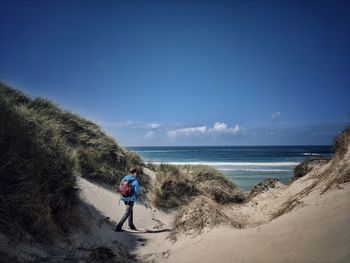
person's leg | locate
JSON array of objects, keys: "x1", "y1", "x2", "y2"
[
  {"x1": 128, "y1": 201, "x2": 135, "y2": 228},
  {"x1": 115, "y1": 201, "x2": 132, "y2": 230}
]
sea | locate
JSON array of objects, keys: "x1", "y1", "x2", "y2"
[{"x1": 127, "y1": 146, "x2": 332, "y2": 191}]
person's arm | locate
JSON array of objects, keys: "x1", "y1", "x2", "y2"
[{"x1": 133, "y1": 180, "x2": 141, "y2": 196}]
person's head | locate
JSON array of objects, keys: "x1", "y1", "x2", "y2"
[{"x1": 130, "y1": 167, "x2": 137, "y2": 177}]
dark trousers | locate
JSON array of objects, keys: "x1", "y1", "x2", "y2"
[{"x1": 116, "y1": 201, "x2": 135, "y2": 229}]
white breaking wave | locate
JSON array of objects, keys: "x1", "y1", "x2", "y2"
[
  {"x1": 302, "y1": 153, "x2": 321, "y2": 156},
  {"x1": 218, "y1": 168, "x2": 291, "y2": 172},
  {"x1": 149, "y1": 161, "x2": 300, "y2": 166},
  {"x1": 136, "y1": 150, "x2": 198, "y2": 153},
  {"x1": 136, "y1": 150, "x2": 175, "y2": 153}
]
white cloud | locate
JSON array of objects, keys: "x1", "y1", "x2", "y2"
[
  {"x1": 99, "y1": 120, "x2": 138, "y2": 128},
  {"x1": 147, "y1": 123, "x2": 161, "y2": 129},
  {"x1": 97, "y1": 120, "x2": 162, "y2": 129},
  {"x1": 145, "y1": 131, "x2": 155, "y2": 139},
  {"x1": 167, "y1": 126, "x2": 207, "y2": 138},
  {"x1": 232, "y1": 124, "x2": 241, "y2": 133},
  {"x1": 211, "y1": 122, "x2": 227, "y2": 132},
  {"x1": 167, "y1": 122, "x2": 241, "y2": 138},
  {"x1": 209, "y1": 122, "x2": 241, "y2": 134}
]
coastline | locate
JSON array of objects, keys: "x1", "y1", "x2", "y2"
[{"x1": 129, "y1": 145, "x2": 332, "y2": 191}]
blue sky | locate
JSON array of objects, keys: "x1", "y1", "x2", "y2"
[{"x1": 1, "y1": 0, "x2": 349, "y2": 146}]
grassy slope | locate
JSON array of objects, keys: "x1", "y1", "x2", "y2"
[
  {"x1": 0, "y1": 87, "x2": 79, "y2": 241},
  {"x1": 0, "y1": 82, "x2": 143, "y2": 243},
  {"x1": 1, "y1": 82, "x2": 143, "y2": 182}
]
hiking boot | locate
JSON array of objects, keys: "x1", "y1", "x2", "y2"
[{"x1": 114, "y1": 227, "x2": 123, "y2": 232}]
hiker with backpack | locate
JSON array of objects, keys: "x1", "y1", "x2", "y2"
[{"x1": 115, "y1": 168, "x2": 141, "y2": 232}]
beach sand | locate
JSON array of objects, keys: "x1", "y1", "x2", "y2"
[{"x1": 74, "y1": 164, "x2": 350, "y2": 263}]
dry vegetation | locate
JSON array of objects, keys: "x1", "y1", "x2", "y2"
[
  {"x1": 320, "y1": 126, "x2": 350, "y2": 191},
  {"x1": 292, "y1": 158, "x2": 329, "y2": 182},
  {"x1": 151, "y1": 164, "x2": 245, "y2": 209},
  {"x1": 0, "y1": 86, "x2": 79, "y2": 241},
  {"x1": 295, "y1": 125, "x2": 350, "y2": 192},
  {"x1": 171, "y1": 195, "x2": 242, "y2": 239},
  {"x1": 248, "y1": 178, "x2": 280, "y2": 199},
  {"x1": 148, "y1": 164, "x2": 245, "y2": 237},
  {"x1": 0, "y1": 82, "x2": 144, "y2": 260}
]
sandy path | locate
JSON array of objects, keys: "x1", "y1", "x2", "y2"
[
  {"x1": 75, "y1": 177, "x2": 173, "y2": 261},
  {"x1": 165, "y1": 183, "x2": 350, "y2": 263}
]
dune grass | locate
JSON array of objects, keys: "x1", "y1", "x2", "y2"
[
  {"x1": 1, "y1": 82, "x2": 143, "y2": 183},
  {"x1": 0, "y1": 90, "x2": 79, "y2": 241},
  {"x1": 321, "y1": 126, "x2": 350, "y2": 191},
  {"x1": 171, "y1": 195, "x2": 242, "y2": 239},
  {"x1": 148, "y1": 164, "x2": 245, "y2": 237},
  {"x1": 27, "y1": 96, "x2": 144, "y2": 183},
  {"x1": 291, "y1": 125, "x2": 350, "y2": 190},
  {"x1": 333, "y1": 126, "x2": 350, "y2": 157},
  {"x1": 0, "y1": 82, "x2": 144, "y2": 242},
  {"x1": 151, "y1": 163, "x2": 246, "y2": 209}
]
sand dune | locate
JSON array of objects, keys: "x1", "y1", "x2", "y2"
[
  {"x1": 166, "y1": 184, "x2": 350, "y2": 263},
  {"x1": 75, "y1": 167, "x2": 350, "y2": 263}
]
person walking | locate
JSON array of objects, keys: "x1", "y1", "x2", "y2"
[{"x1": 115, "y1": 168, "x2": 141, "y2": 232}]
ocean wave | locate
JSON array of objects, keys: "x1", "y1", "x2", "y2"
[
  {"x1": 218, "y1": 168, "x2": 291, "y2": 172},
  {"x1": 149, "y1": 161, "x2": 300, "y2": 166},
  {"x1": 136, "y1": 150, "x2": 198, "y2": 153},
  {"x1": 302, "y1": 153, "x2": 321, "y2": 156},
  {"x1": 136, "y1": 150, "x2": 175, "y2": 153}
]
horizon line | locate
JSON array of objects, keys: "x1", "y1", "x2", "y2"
[{"x1": 126, "y1": 144, "x2": 332, "y2": 148}]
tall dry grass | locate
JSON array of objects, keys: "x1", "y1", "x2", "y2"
[
  {"x1": 151, "y1": 164, "x2": 245, "y2": 209},
  {"x1": 0, "y1": 82, "x2": 144, "y2": 242},
  {"x1": 0, "y1": 91, "x2": 78, "y2": 241}
]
